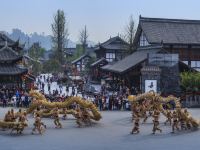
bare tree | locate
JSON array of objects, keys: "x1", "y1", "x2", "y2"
[
  {"x1": 79, "y1": 25, "x2": 89, "y2": 53},
  {"x1": 124, "y1": 15, "x2": 135, "y2": 54},
  {"x1": 51, "y1": 9, "x2": 69, "y2": 64}
]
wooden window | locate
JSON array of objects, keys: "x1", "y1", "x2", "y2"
[
  {"x1": 191, "y1": 61, "x2": 200, "y2": 71},
  {"x1": 77, "y1": 64, "x2": 80, "y2": 71},
  {"x1": 82, "y1": 64, "x2": 85, "y2": 70},
  {"x1": 106, "y1": 53, "x2": 115, "y2": 62},
  {"x1": 139, "y1": 32, "x2": 149, "y2": 47}
]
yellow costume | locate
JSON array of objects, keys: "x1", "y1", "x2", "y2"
[
  {"x1": 152, "y1": 110, "x2": 162, "y2": 134},
  {"x1": 172, "y1": 111, "x2": 179, "y2": 133},
  {"x1": 53, "y1": 108, "x2": 62, "y2": 128}
]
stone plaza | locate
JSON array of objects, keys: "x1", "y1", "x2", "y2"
[{"x1": 0, "y1": 108, "x2": 200, "y2": 150}]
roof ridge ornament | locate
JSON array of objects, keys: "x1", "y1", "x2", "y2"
[
  {"x1": 0, "y1": 40, "x2": 19, "y2": 56},
  {"x1": 5, "y1": 40, "x2": 8, "y2": 48},
  {"x1": 0, "y1": 41, "x2": 8, "y2": 51}
]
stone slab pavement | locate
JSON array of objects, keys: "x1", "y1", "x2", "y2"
[{"x1": 0, "y1": 108, "x2": 200, "y2": 150}]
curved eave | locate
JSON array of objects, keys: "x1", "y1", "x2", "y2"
[
  {"x1": 0, "y1": 65, "x2": 28, "y2": 76},
  {"x1": 0, "y1": 56, "x2": 23, "y2": 63},
  {"x1": 0, "y1": 70, "x2": 28, "y2": 76}
]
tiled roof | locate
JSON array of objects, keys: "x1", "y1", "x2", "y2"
[
  {"x1": 0, "y1": 33, "x2": 24, "y2": 49},
  {"x1": 95, "y1": 36, "x2": 129, "y2": 50},
  {"x1": 101, "y1": 46, "x2": 161, "y2": 73},
  {"x1": 71, "y1": 54, "x2": 91, "y2": 64},
  {"x1": 0, "y1": 43, "x2": 22, "y2": 62},
  {"x1": 0, "y1": 64, "x2": 28, "y2": 75},
  {"x1": 91, "y1": 58, "x2": 107, "y2": 67},
  {"x1": 136, "y1": 16, "x2": 200, "y2": 45}
]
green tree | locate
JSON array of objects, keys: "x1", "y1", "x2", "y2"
[
  {"x1": 180, "y1": 72, "x2": 200, "y2": 92},
  {"x1": 43, "y1": 59, "x2": 62, "y2": 73},
  {"x1": 69, "y1": 44, "x2": 85, "y2": 62},
  {"x1": 51, "y1": 9, "x2": 69, "y2": 65},
  {"x1": 28, "y1": 43, "x2": 45, "y2": 60},
  {"x1": 84, "y1": 57, "x2": 96, "y2": 74},
  {"x1": 28, "y1": 43, "x2": 45, "y2": 75},
  {"x1": 31, "y1": 61, "x2": 42, "y2": 76}
]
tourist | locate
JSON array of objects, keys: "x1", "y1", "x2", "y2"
[
  {"x1": 48, "y1": 83, "x2": 51, "y2": 92},
  {"x1": 2, "y1": 93, "x2": 7, "y2": 107},
  {"x1": 98, "y1": 96, "x2": 103, "y2": 111},
  {"x1": 66, "y1": 85, "x2": 69, "y2": 96},
  {"x1": 42, "y1": 82, "x2": 45, "y2": 92},
  {"x1": 24, "y1": 93, "x2": 29, "y2": 108}
]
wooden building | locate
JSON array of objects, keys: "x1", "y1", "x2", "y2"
[
  {"x1": 133, "y1": 16, "x2": 200, "y2": 71},
  {"x1": 0, "y1": 33, "x2": 33, "y2": 90},
  {"x1": 71, "y1": 45, "x2": 95, "y2": 73},
  {"x1": 94, "y1": 36, "x2": 129, "y2": 62},
  {"x1": 90, "y1": 58, "x2": 108, "y2": 81},
  {"x1": 90, "y1": 36, "x2": 129, "y2": 81},
  {"x1": 101, "y1": 16, "x2": 200, "y2": 95},
  {"x1": 72, "y1": 54, "x2": 92, "y2": 72}
]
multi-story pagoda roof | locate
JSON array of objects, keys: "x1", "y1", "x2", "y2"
[
  {"x1": 0, "y1": 64, "x2": 27, "y2": 75},
  {"x1": 0, "y1": 41, "x2": 28, "y2": 76},
  {"x1": 0, "y1": 33, "x2": 25, "y2": 50},
  {"x1": 0, "y1": 42, "x2": 23, "y2": 63}
]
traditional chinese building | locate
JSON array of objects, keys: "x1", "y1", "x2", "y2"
[
  {"x1": 0, "y1": 33, "x2": 33, "y2": 90},
  {"x1": 133, "y1": 16, "x2": 200, "y2": 71},
  {"x1": 72, "y1": 53, "x2": 92, "y2": 72},
  {"x1": 94, "y1": 36, "x2": 129, "y2": 62},
  {"x1": 102, "y1": 16, "x2": 200, "y2": 96},
  {"x1": 90, "y1": 36, "x2": 129, "y2": 81}
]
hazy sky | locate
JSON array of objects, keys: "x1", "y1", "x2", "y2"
[{"x1": 1, "y1": 0, "x2": 200, "y2": 42}]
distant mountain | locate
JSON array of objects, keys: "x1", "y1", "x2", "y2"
[{"x1": 1, "y1": 28, "x2": 96, "y2": 50}]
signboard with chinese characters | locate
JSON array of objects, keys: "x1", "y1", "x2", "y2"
[{"x1": 145, "y1": 80, "x2": 157, "y2": 93}]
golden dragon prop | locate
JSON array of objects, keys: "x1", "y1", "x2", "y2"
[
  {"x1": 128, "y1": 91, "x2": 199, "y2": 128},
  {"x1": 0, "y1": 90, "x2": 101, "y2": 133}
]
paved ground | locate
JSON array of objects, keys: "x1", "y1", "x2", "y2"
[{"x1": 0, "y1": 108, "x2": 200, "y2": 150}]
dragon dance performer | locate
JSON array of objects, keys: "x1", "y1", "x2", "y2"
[
  {"x1": 179, "y1": 109, "x2": 187, "y2": 130},
  {"x1": 18, "y1": 112, "x2": 28, "y2": 126},
  {"x1": 152, "y1": 109, "x2": 162, "y2": 134},
  {"x1": 172, "y1": 111, "x2": 179, "y2": 133},
  {"x1": 62, "y1": 108, "x2": 67, "y2": 120},
  {"x1": 10, "y1": 109, "x2": 16, "y2": 122},
  {"x1": 32, "y1": 113, "x2": 45, "y2": 134},
  {"x1": 4, "y1": 110, "x2": 12, "y2": 122},
  {"x1": 141, "y1": 103, "x2": 148, "y2": 123},
  {"x1": 131, "y1": 102, "x2": 139, "y2": 121},
  {"x1": 33, "y1": 107, "x2": 47, "y2": 129},
  {"x1": 164, "y1": 110, "x2": 172, "y2": 125},
  {"x1": 131, "y1": 115, "x2": 140, "y2": 134},
  {"x1": 184, "y1": 109, "x2": 192, "y2": 129},
  {"x1": 11, "y1": 111, "x2": 28, "y2": 134},
  {"x1": 75, "y1": 108, "x2": 82, "y2": 127},
  {"x1": 53, "y1": 107, "x2": 62, "y2": 128},
  {"x1": 82, "y1": 109, "x2": 91, "y2": 126},
  {"x1": 131, "y1": 108, "x2": 140, "y2": 134}
]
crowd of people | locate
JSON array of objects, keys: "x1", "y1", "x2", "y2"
[
  {"x1": 0, "y1": 74, "x2": 132, "y2": 111},
  {"x1": 0, "y1": 85, "x2": 31, "y2": 108},
  {"x1": 36, "y1": 74, "x2": 132, "y2": 111}
]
